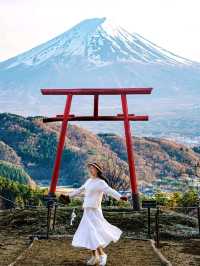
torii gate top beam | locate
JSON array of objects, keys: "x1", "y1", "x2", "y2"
[{"x1": 41, "y1": 88, "x2": 152, "y2": 95}]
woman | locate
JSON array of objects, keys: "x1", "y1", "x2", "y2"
[{"x1": 61, "y1": 162, "x2": 128, "y2": 266}]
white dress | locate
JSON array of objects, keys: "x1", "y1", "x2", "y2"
[{"x1": 68, "y1": 177, "x2": 123, "y2": 250}]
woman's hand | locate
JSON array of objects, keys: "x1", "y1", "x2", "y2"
[
  {"x1": 59, "y1": 194, "x2": 71, "y2": 204},
  {"x1": 120, "y1": 196, "x2": 128, "y2": 201}
]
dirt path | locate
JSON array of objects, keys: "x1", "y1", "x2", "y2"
[
  {"x1": 12, "y1": 238, "x2": 162, "y2": 266},
  {"x1": 0, "y1": 232, "x2": 30, "y2": 266}
]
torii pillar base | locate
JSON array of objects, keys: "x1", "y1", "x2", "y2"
[{"x1": 132, "y1": 192, "x2": 140, "y2": 210}]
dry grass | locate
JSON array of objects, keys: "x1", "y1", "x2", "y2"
[
  {"x1": 0, "y1": 231, "x2": 30, "y2": 266},
  {"x1": 160, "y1": 239, "x2": 200, "y2": 266}
]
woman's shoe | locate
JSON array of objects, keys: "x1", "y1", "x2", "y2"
[
  {"x1": 86, "y1": 255, "x2": 99, "y2": 265},
  {"x1": 99, "y1": 254, "x2": 107, "y2": 266}
]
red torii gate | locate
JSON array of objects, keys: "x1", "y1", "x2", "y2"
[{"x1": 41, "y1": 88, "x2": 153, "y2": 210}]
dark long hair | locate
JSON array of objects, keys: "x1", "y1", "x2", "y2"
[{"x1": 96, "y1": 169, "x2": 109, "y2": 185}]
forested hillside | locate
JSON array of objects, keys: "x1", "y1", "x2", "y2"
[{"x1": 0, "y1": 113, "x2": 200, "y2": 189}]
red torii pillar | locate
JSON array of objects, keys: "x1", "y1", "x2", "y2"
[{"x1": 41, "y1": 88, "x2": 153, "y2": 210}]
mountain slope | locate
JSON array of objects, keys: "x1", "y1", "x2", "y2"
[
  {"x1": 0, "y1": 160, "x2": 36, "y2": 188},
  {"x1": 0, "y1": 18, "x2": 194, "y2": 68},
  {"x1": 0, "y1": 113, "x2": 199, "y2": 190},
  {"x1": 98, "y1": 133, "x2": 200, "y2": 186},
  {"x1": 0, "y1": 141, "x2": 21, "y2": 166}
]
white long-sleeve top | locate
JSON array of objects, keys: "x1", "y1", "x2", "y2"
[{"x1": 68, "y1": 177, "x2": 122, "y2": 209}]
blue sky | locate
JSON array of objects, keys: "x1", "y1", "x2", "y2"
[{"x1": 0, "y1": 0, "x2": 200, "y2": 62}]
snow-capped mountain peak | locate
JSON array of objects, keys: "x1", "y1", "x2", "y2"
[{"x1": 1, "y1": 17, "x2": 194, "y2": 69}]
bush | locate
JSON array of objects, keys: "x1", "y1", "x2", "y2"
[{"x1": 0, "y1": 175, "x2": 45, "y2": 209}]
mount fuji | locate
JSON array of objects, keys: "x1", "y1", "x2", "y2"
[{"x1": 0, "y1": 18, "x2": 200, "y2": 143}]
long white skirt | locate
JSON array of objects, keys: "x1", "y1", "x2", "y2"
[{"x1": 71, "y1": 207, "x2": 122, "y2": 250}]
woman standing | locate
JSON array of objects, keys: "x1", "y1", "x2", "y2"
[{"x1": 61, "y1": 162, "x2": 128, "y2": 266}]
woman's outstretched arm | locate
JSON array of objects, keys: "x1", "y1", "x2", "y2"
[
  {"x1": 99, "y1": 180, "x2": 125, "y2": 201},
  {"x1": 59, "y1": 179, "x2": 89, "y2": 204},
  {"x1": 68, "y1": 183, "x2": 86, "y2": 198},
  {"x1": 67, "y1": 178, "x2": 90, "y2": 197}
]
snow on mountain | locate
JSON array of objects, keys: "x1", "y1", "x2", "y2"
[
  {"x1": 0, "y1": 17, "x2": 200, "y2": 142},
  {"x1": 1, "y1": 17, "x2": 194, "y2": 69}
]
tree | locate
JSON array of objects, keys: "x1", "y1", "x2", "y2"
[
  {"x1": 180, "y1": 189, "x2": 198, "y2": 207},
  {"x1": 100, "y1": 152, "x2": 130, "y2": 191},
  {"x1": 154, "y1": 190, "x2": 169, "y2": 206}
]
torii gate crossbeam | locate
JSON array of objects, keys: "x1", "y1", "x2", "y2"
[{"x1": 41, "y1": 88, "x2": 153, "y2": 210}]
